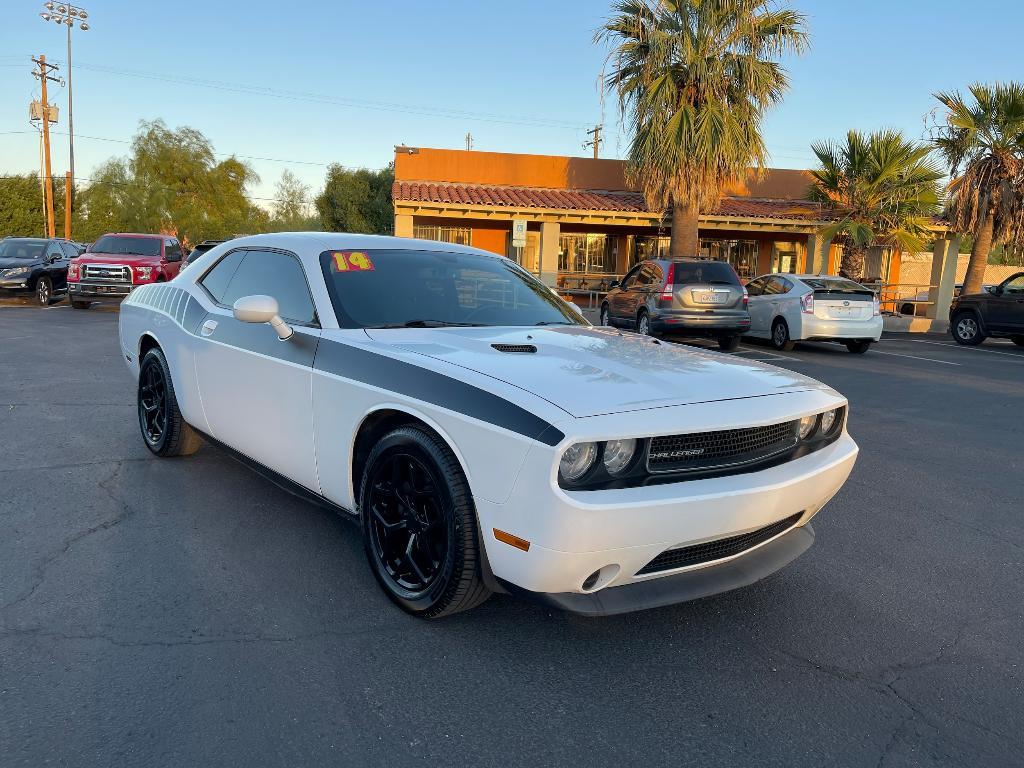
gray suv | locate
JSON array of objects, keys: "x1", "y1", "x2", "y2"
[{"x1": 600, "y1": 259, "x2": 751, "y2": 350}]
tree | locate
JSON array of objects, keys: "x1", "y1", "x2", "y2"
[
  {"x1": 271, "y1": 170, "x2": 320, "y2": 231},
  {"x1": 932, "y1": 83, "x2": 1024, "y2": 295},
  {"x1": 0, "y1": 174, "x2": 75, "y2": 239},
  {"x1": 807, "y1": 130, "x2": 943, "y2": 281},
  {"x1": 75, "y1": 120, "x2": 266, "y2": 245},
  {"x1": 315, "y1": 164, "x2": 394, "y2": 234},
  {"x1": 598, "y1": 0, "x2": 807, "y2": 256}
]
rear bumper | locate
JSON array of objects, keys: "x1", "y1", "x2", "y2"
[
  {"x1": 652, "y1": 310, "x2": 751, "y2": 335},
  {"x1": 799, "y1": 315, "x2": 883, "y2": 341},
  {"x1": 68, "y1": 281, "x2": 136, "y2": 302}
]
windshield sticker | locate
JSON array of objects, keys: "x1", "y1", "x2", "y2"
[{"x1": 332, "y1": 251, "x2": 375, "y2": 272}]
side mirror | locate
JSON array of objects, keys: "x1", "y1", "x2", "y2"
[
  {"x1": 609, "y1": 280, "x2": 620, "y2": 289},
  {"x1": 232, "y1": 295, "x2": 293, "y2": 340}
]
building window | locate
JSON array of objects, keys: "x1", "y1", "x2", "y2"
[
  {"x1": 413, "y1": 225, "x2": 471, "y2": 246},
  {"x1": 558, "y1": 234, "x2": 615, "y2": 274},
  {"x1": 772, "y1": 242, "x2": 799, "y2": 274},
  {"x1": 700, "y1": 239, "x2": 759, "y2": 280},
  {"x1": 635, "y1": 235, "x2": 671, "y2": 261}
]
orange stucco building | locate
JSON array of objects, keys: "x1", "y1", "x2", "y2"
[{"x1": 392, "y1": 146, "x2": 895, "y2": 290}]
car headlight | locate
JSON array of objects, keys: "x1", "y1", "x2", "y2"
[
  {"x1": 602, "y1": 438, "x2": 637, "y2": 476},
  {"x1": 820, "y1": 408, "x2": 841, "y2": 435},
  {"x1": 559, "y1": 442, "x2": 598, "y2": 482},
  {"x1": 134, "y1": 266, "x2": 154, "y2": 282},
  {"x1": 2, "y1": 267, "x2": 29, "y2": 278},
  {"x1": 798, "y1": 414, "x2": 817, "y2": 440}
]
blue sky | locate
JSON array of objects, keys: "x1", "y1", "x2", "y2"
[{"x1": 2, "y1": 0, "x2": 1023, "y2": 204}]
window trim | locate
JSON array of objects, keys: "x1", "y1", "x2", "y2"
[{"x1": 197, "y1": 246, "x2": 320, "y2": 328}]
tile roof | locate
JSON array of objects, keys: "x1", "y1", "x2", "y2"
[{"x1": 393, "y1": 181, "x2": 832, "y2": 221}]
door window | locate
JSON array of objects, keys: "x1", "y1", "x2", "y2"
[
  {"x1": 1003, "y1": 275, "x2": 1024, "y2": 294},
  {"x1": 60, "y1": 241, "x2": 81, "y2": 258},
  {"x1": 201, "y1": 249, "x2": 316, "y2": 325},
  {"x1": 635, "y1": 262, "x2": 660, "y2": 287},
  {"x1": 763, "y1": 276, "x2": 791, "y2": 295},
  {"x1": 165, "y1": 240, "x2": 183, "y2": 262},
  {"x1": 46, "y1": 242, "x2": 64, "y2": 260},
  {"x1": 619, "y1": 264, "x2": 642, "y2": 289},
  {"x1": 746, "y1": 278, "x2": 767, "y2": 296}
]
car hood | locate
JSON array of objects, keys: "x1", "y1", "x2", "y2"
[
  {"x1": 364, "y1": 325, "x2": 829, "y2": 418},
  {"x1": 0, "y1": 258, "x2": 40, "y2": 270},
  {"x1": 80, "y1": 253, "x2": 160, "y2": 265}
]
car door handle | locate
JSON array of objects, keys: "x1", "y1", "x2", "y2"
[{"x1": 201, "y1": 319, "x2": 218, "y2": 337}]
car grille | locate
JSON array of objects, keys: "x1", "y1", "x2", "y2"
[
  {"x1": 636, "y1": 512, "x2": 804, "y2": 575},
  {"x1": 82, "y1": 264, "x2": 131, "y2": 283},
  {"x1": 646, "y1": 420, "x2": 798, "y2": 474}
]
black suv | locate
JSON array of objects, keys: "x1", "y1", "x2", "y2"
[
  {"x1": 600, "y1": 258, "x2": 750, "y2": 350},
  {"x1": 950, "y1": 271, "x2": 1024, "y2": 346},
  {"x1": 0, "y1": 237, "x2": 82, "y2": 306}
]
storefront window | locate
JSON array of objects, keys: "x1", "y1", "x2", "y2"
[
  {"x1": 635, "y1": 235, "x2": 671, "y2": 261},
  {"x1": 772, "y1": 242, "x2": 799, "y2": 274},
  {"x1": 413, "y1": 225, "x2": 472, "y2": 246},
  {"x1": 700, "y1": 239, "x2": 758, "y2": 280},
  {"x1": 558, "y1": 234, "x2": 615, "y2": 274}
]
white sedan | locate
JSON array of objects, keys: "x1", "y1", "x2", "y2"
[
  {"x1": 118, "y1": 234, "x2": 858, "y2": 618},
  {"x1": 745, "y1": 274, "x2": 884, "y2": 353}
]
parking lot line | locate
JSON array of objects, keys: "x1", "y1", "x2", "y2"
[
  {"x1": 871, "y1": 349, "x2": 961, "y2": 365},
  {"x1": 899, "y1": 338, "x2": 1024, "y2": 359}
]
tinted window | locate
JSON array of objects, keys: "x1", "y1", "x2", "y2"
[
  {"x1": 199, "y1": 249, "x2": 247, "y2": 304},
  {"x1": 0, "y1": 239, "x2": 47, "y2": 260},
  {"x1": 165, "y1": 240, "x2": 183, "y2": 261},
  {"x1": 46, "y1": 242, "x2": 65, "y2": 259},
  {"x1": 218, "y1": 250, "x2": 316, "y2": 324},
  {"x1": 319, "y1": 249, "x2": 585, "y2": 329},
  {"x1": 92, "y1": 236, "x2": 162, "y2": 257},
  {"x1": 1002, "y1": 275, "x2": 1024, "y2": 294},
  {"x1": 672, "y1": 261, "x2": 740, "y2": 286},
  {"x1": 802, "y1": 277, "x2": 871, "y2": 294},
  {"x1": 60, "y1": 241, "x2": 82, "y2": 258}
]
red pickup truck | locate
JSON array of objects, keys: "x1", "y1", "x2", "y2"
[{"x1": 68, "y1": 233, "x2": 185, "y2": 309}]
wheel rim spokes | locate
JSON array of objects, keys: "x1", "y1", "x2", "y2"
[
  {"x1": 138, "y1": 362, "x2": 167, "y2": 443},
  {"x1": 368, "y1": 453, "x2": 446, "y2": 592}
]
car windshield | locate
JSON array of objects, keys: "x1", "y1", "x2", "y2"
[
  {"x1": 91, "y1": 235, "x2": 162, "y2": 257},
  {"x1": 320, "y1": 249, "x2": 586, "y2": 329},
  {"x1": 0, "y1": 239, "x2": 47, "y2": 260},
  {"x1": 673, "y1": 261, "x2": 740, "y2": 285}
]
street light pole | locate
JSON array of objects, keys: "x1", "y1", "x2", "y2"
[{"x1": 39, "y1": 2, "x2": 89, "y2": 238}]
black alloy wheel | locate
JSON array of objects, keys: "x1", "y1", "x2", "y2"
[
  {"x1": 361, "y1": 427, "x2": 490, "y2": 618},
  {"x1": 137, "y1": 347, "x2": 203, "y2": 457},
  {"x1": 35, "y1": 276, "x2": 52, "y2": 306}
]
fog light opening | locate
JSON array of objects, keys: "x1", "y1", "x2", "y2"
[{"x1": 581, "y1": 564, "x2": 620, "y2": 593}]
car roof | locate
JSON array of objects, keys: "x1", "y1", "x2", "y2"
[
  {"x1": 223, "y1": 232, "x2": 503, "y2": 260},
  {"x1": 101, "y1": 233, "x2": 168, "y2": 239}
]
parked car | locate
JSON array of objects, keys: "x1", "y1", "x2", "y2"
[
  {"x1": 600, "y1": 258, "x2": 750, "y2": 350},
  {"x1": 745, "y1": 274, "x2": 883, "y2": 354},
  {"x1": 0, "y1": 237, "x2": 82, "y2": 305},
  {"x1": 119, "y1": 233, "x2": 857, "y2": 618},
  {"x1": 182, "y1": 239, "x2": 226, "y2": 268},
  {"x1": 949, "y1": 272, "x2": 1024, "y2": 346},
  {"x1": 68, "y1": 233, "x2": 185, "y2": 309}
]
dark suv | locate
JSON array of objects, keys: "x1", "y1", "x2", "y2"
[
  {"x1": 0, "y1": 237, "x2": 83, "y2": 306},
  {"x1": 949, "y1": 271, "x2": 1024, "y2": 346},
  {"x1": 600, "y1": 258, "x2": 750, "y2": 350}
]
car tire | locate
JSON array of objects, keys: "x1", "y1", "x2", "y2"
[
  {"x1": 845, "y1": 340, "x2": 872, "y2": 354},
  {"x1": 771, "y1": 318, "x2": 796, "y2": 351},
  {"x1": 636, "y1": 310, "x2": 651, "y2": 336},
  {"x1": 951, "y1": 312, "x2": 985, "y2": 346},
  {"x1": 35, "y1": 276, "x2": 52, "y2": 306},
  {"x1": 137, "y1": 347, "x2": 203, "y2": 457},
  {"x1": 718, "y1": 334, "x2": 741, "y2": 352},
  {"x1": 1011, "y1": 335, "x2": 1024, "y2": 347},
  {"x1": 71, "y1": 299, "x2": 91, "y2": 309},
  {"x1": 360, "y1": 426, "x2": 491, "y2": 619},
  {"x1": 599, "y1": 303, "x2": 611, "y2": 326}
]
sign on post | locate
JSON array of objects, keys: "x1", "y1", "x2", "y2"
[{"x1": 511, "y1": 219, "x2": 528, "y2": 248}]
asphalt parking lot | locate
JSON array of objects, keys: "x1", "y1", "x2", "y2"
[{"x1": 2, "y1": 300, "x2": 1022, "y2": 768}]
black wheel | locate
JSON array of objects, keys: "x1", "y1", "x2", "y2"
[
  {"x1": 137, "y1": 347, "x2": 203, "y2": 457},
  {"x1": 71, "y1": 299, "x2": 91, "y2": 309},
  {"x1": 951, "y1": 312, "x2": 985, "y2": 346},
  {"x1": 845, "y1": 340, "x2": 872, "y2": 354},
  {"x1": 599, "y1": 303, "x2": 611, "y2": 326},
  {"x1": 717, "y1": 334, "x2": 741, "y2": 352},
  {"x1": 636, "y1": 310, "x2": 651, "y2": 336},
  {"x1": 360, "y1": 426, "x2": 490, "y2": 618},
  {"x1": 1011, "y1": 335, "x2": 1024, "y2": 347},
  {"x1": 35, "y1": 276, "x2": 52, "y2": 306},
  {"x1": 771, "y1": 318, "x2": 795, "y2": 351}
]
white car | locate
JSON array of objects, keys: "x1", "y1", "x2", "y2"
[
  {"x1": 118, "y1": 234, "x2": 858, "y2": 618},
  {"x1": 745, "y1": 274, "x2": 883, "y2": 353}
]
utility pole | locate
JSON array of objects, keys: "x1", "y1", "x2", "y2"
[
  {"x1": 465, "y1": 132, "x2": 473, "y2": 151},
  {"x1": 32, "y1": 55, "x2": 60, "y2": 238},
  {"x1": 584, "y1": 124, "x2": 603, "y2": 159}
]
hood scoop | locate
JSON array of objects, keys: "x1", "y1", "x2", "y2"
[{"x1": 491, "y1": 343, "x2": 537, "y2": 354}]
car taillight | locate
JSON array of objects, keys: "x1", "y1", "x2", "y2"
[
  {"x1": 742, "y1": 287, "x2": 749, "y2": 309},
  {"x1": 873, "y1": 297, "x2": 881, "y2": 316},
  {"x1": 659, "y1": 263, "x2": 676, "y2": 305},
  {"x1": 800, "y1": 292, "x2": 814, "y2": 314}
]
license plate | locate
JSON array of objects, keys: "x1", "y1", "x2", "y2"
[
  {"x1": 833, "y1": 307, "x2": 856, "y2": 317},
  {"x1": 694, "y1": 291, "x2": 727, "y2": 304}
]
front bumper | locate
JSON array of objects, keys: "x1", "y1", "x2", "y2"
[
  {"x1": 799, "y1": 315, "x2": 883, "y2": 342},
  {"x1": 68, "y1": 281, "x2": 136, "y2": 302},
  {"x1": 0, "y1": 281, "x2": 30, "y2": 291},
  {"x1": 477, "y1": 433, "x2": 857, "y2": 611}
]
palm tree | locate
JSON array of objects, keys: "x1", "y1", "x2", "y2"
[
  {"x1": 598, "y1": 0, "x2": 807, "y2": 257},
  {"x1": 807, "y1": 130, "x2": 944, "y2": 281},
  {"x1": 932, "y1": 83, "x2": 1024, "y2": 295}
]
